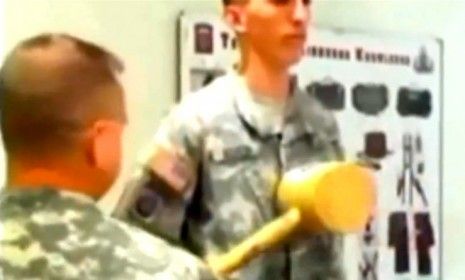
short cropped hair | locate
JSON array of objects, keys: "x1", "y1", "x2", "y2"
[
  {"x1": 223, "y1": 0, "x2": 246, "y2": 6},
  {"x1": 0, "y1": 33, "x2": 124, "y2": 156}
]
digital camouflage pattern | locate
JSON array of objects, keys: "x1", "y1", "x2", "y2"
[
  {"x1": 114, "y1": 73, "x2": 346, "y2": 280},
  {"x1": 0, "y1": 187, "x2": 218, "y2": 280}
]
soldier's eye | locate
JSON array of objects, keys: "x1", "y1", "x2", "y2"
[
  {"x1": 303, "y1": 0, "x2": 312, "y2": 6},
  {"x1": 270, "y1": 0, "x2": 312, "y2": 6}
]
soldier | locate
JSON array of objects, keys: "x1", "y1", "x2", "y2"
[
  {"x1": 0, "y1": 33, "x2": 217, "y2": 280},
  {"x1": 114, "y1": 0, "x2": 345, "y2": 279}
]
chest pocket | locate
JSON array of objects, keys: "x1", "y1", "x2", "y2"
[
  {"x1": 206, "y1": 140, "x2": 263, "y2": 202},
  {"x1": 208, "y1": 144, "x2": 256, "y2": 164},
  {"x1": 205, "y1": 139, "x2": 275, "y2": 245}
]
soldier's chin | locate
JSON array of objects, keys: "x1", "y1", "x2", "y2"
[{"x1": 280, "y1": 51, "x2": 304, "y2": 67}]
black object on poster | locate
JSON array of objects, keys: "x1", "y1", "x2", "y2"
[
  {"x1": 388, "y1": 212, "x2": 409, "y2": 274},
  {"x1": 356, "y1": 131, "x2": 392, "y2": 170},
  {"x1": 414, "y1": 46, "x2": 434, "y2": 74},
  {"x1": 397, "y1": 88, "x2": 432, "y2": 118},
  {"x1": 358, "y1": 131, "x2": 393, "y2": 160},
  {"x1": 397, "y1": 133, "x2": 428, "y2": 206},
  {"x1": 388, "y1": 211, "x2": 435, "y2": 276},
  {"x1": 352, "y1": 84, "x2": 389, "y2": 116},
  {"x1": 194, "y1": 23, "x2": 214, "y2": 54},
  {"x1": 306, "y1": 81, "x2": 345, "y2": 111},
  {"x1": 415, "y1": 212, "x2": 434, "y2": 275},
  {"x1": 415, "y1": 134, "x2": 425, "y2": 174}
]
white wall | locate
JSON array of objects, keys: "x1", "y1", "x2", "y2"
[{"x1": 3, "y1": 0, "x2": 464, "y2": 278}]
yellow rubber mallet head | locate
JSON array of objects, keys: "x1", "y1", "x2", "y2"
[
  {"x1": 277, "y1": 161, "x2": 377, "y2": 233},
  {"x1": 207, "y1": 161, "x2": 376, "y2": 277}
]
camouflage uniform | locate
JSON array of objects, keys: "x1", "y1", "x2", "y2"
[
  {"x1": 0, "y1": 187, "x2": 217, "y2": 280},
  {"x1": 114, "y1": 73, "x2": 345, "y2": 280}
]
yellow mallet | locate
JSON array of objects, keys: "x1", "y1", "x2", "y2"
[{"x1": 206, "y1": 161, "x2": 376, "y2": 277}]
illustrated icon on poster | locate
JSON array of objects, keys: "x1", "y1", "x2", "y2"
[
  {"x1": 359, "y1": 250, "x2": 378, "y2": 280},
  {"x1": 414, "y1": 46, "x2": 434, "y2": 74},
  {"x1": 388, "y1": 132, "x2": 435, "y2": 277},
  {"x1": 359, "y1": 216, "x2": 379, "y2": 280},
  {"x1": 194, "y1": 22, "x2": 214, "y2": 54},
  {"x1": 357, "y1": 131, "x2": 393, "y2": 170},
  {"x1": 387, "y1": 210, "x2": 435, "y2": 276},
  {"x1": 414, "y1": 212, "x2": 435, "y2": 275},
  {"x1": 352, "y1": 84, "x2": 389, "y2": 116},
  {"x1": 306, "y1": 78, "x2": 345, "y2": 111},
  {"x1": 397, "y1": 133, "x2": 428, "y2": 206},
  {"x1": 397, "y1": 87, "x2": 432, "y2": 118},
  {"x1": 388, "y1": 211, "x2": 410, "y2": 274}
]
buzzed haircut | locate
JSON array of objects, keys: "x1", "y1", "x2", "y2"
[
  {"x1": 223, "y1": 0, "x2": 246, "y2": 6},
  {"x1": 0, "y1": 33, "x2": 125, "y2": 156}
]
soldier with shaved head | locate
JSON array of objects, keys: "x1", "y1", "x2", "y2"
[{"x1": 0, "y1": 33, "x2": 217, "y2": 280}]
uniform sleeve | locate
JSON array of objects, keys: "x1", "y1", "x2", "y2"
[{"x1": 113, "y1": 99, "x2": 204, "y2": 243}]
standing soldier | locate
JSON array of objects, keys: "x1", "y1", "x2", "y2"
[{"x1": 115, "y1": 1, "x2": 345, "y2": 279}]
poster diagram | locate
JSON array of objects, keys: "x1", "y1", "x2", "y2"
[{"x1": 177, "y1": 13, "x2": 442, "y2": 280}]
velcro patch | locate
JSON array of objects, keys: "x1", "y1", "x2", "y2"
[{"x1": 149, "y1": 147, "x2": 193, "y2": 195}]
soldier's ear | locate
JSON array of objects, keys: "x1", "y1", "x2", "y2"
[
  {"x1": 224, "y1": 3, "x2": 247, "y2": 34},
  {"x1": 85, "y1": 119, "x2": 124, "y2": 175}
]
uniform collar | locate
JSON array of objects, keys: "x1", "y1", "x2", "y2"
[{"x1": 230, "y1": 72, "x2": 320, "y2": 139}]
